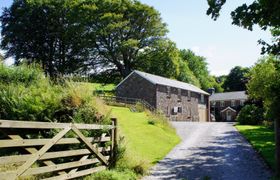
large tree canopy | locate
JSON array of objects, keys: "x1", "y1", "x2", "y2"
[
  {"x1": 1, "y1": 0, "x2": 168, "y2": 78},
  {"x1": 247, "y1": 56, "x2": 280, "y2": 174},
  {"x1": 207, "y1": 0, "x2": 280, "y2": 55},
  {"x1": 136, "y1": 39, "x2": 180, "y2": 78},
  {"x1": 1, "y1": 0, "x2": 93, "y2": 77},
  {"x1": 84, "y1": 0, "x2": 168, "y2": 78},
  {"x1": 179, "y1": 49, "x2": 223, "y2": 92},
  {"x1": 222, "y1": 66, "x2": 250, "y2": 92}
]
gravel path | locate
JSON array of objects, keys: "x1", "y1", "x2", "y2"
[{"x1": 143, "y1": 122, "x2": 272, "y2": 180}]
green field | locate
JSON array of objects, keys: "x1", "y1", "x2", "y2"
[
  {"x1": 235, "y1": 125, "x2": 275, "y2": 170},
  {"x1": 110, "y1": 106, "x2": 180, "y2": 167},
  {"x1": 76, "y1": 82, "x2": 115, "y2": 92}
]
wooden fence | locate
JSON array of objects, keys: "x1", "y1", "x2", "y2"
[
  {"x1": 0, "y1": 118, "x2": 117, "y2": 180},
  {"x1": 99, "y1": 95, "x2": 156, "y2": 112}
]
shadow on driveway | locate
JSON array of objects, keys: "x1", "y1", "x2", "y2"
[{"x1": 144, "y1": 123, "x2": 272, "y2": 180}]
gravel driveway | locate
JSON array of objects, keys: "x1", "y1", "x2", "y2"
[{"x1": 143, "y1": 122, "x2": 272, "y2": 180}]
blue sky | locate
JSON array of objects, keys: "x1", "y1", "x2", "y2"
[
  {"x1": 139, "y1": 0, "x2": 271, "y2": 75},
  {"x1": 0, "y1": 0, "x2": 271, "y2": 75}
]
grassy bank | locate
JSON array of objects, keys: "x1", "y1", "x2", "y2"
[
  {"x1": 87, "y1": 106, "x2": 180, "y2": 179},
  {"x1": 235, "y1": 125, "x2": 275, "y2": 170},
  {"x1": 111, "y1": 106, "x2": 180, "y2": 167}
]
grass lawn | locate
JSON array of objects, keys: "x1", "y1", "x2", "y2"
[
  {"x1": 76, "y1": 82, "x2": 115, "y2": 92},
  {"x1": 110, "y1": 106, "x2": 180, "y2": 167},
  {"x1": 235, "y1": 125, "x2": 275, "y2": 170}
]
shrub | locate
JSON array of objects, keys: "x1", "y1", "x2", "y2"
[
  {"x1": 237, "y1": 104, "x2": 264, "y2": 125},
  {"x1": 0, "y1": 64, "x2": 44, "y2": 85},
  {"x1": 147, "y1": 120, "x2": 155, "y2": 125},
  {"x1": 0, "y1": 64, "x2": 110, "y2": 124},
  {"x1": 132, "y1": 161, "x2": 149, "y2": 175}
]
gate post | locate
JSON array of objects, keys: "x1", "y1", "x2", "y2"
[{"x1": 111, "y1": 118, "x2": 118, "y2": 159}]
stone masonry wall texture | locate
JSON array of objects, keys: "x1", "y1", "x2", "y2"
[
  {"x1": 116, "y1": 73, "x2": 156, "y2": 107},
  {"x1": 116, "y1": 72, "x2": 209, "y2": 121}
]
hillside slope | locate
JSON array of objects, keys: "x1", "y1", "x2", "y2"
[{"x1": 110, "y1": 106, "x2": 180, "y2": 167}]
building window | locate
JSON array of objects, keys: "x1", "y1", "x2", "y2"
[
  {"x1": 220, "y1": 101, "x2": 225, "y2": 107},
  {"x1": 173, "y1": 107, "x2": 178, "y2": 114},
  {"x1": 178, "y1": 89, "x2": 182, "y2": 101},
  {"x1": 178, "y1": 107, "x2": 182, "y2": 113},
  {"x1": 240, "y1": 100, "x2": 245, "y2": 106},
  {"x1": 211, "y1": 101, "x2": 216, "y2": 107},
  {"x1": 167, "y1": 86, "x2": 171, "y2": 98},
  {"x1": 201, "y1": 94, "x2": 205, "y2": 103},
  {"x1": 231, "y1": 100, "x2": 235, "y2": 107}
]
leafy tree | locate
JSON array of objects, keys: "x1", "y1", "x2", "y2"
[
  {"x1": 1, "y1": 0, "x2": 167, "y2": 78},
  {"x1": 247, "y1": 56, "x2": 280, "y2": 174},
  {"x1": 84, "y1": 0, "x2": 168, "y2": 78},
  {"x1": 179, "y1": 49, "x2": 223, "y2": 91},
  {"x1": 208, "y1": 76, "x2": 223, "y2": 93},
  {"x1": 207, "y1": 0, "x2": 280, "y2": 55},
  {"x1": 1, "y1": 0, "x2": 92, "y2": 77},
  {"x1": 259, "y1": 27, "x2": 280, "y2": 55},
  {"x1": 177, "y1": 58, "x2": 200, "y2": 87},
  {"x1": 137, "y1": 39, "x2": 179, "y2": 79},
  {"x1": 223, "y1": 66, "x2": 250, "y2": 92}
]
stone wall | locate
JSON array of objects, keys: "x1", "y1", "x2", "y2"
[
  {"x1": 116, "y1": 72, "x2": 210, "y2": 121},
  {"x1": 116, "y1": 73, "x2": 156, "y2": 107},
  {"x1": 156, "y1": 85, "x2": 209, "y2": 121}
]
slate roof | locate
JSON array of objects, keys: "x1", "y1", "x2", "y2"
[
  {"x1": 209, "y1": 91, "x2": 248, "y2": 101},
  {"x1": 117, "y1": 70, "x2": 209, "y2": 95}
]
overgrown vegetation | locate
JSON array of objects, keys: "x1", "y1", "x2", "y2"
[
  {"x1": 0, "y1": 64, "x2": 111, "y2": 123},
  {"x1": 236, "y1": 125, "x2": 275, "y2": 170}
]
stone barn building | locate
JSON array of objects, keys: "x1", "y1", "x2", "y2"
[
  {"x1": 209, "y1": 91, "x2": 248, "y2": 121},
  {"x1": 116, "y1": 70, "x2": 210, "y2": 122}
]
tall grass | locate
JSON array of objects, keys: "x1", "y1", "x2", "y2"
[{"x1": 0, "y1": 64, "x2": 110, "y2": 124}]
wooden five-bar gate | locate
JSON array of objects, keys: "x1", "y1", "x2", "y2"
[{"x1": 0, "y1": 118, "x2": 117, "y2": 180}]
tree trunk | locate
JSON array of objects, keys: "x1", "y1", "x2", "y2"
[
  {"x1": 123, "y1": 66, "x2": 132, "y2": 78},
  {"x1": 117, "y1": 64, "x2": 132, "y2": 78},
  {"x1": 276, "y1": 118, "x2": 280, "y2": 177}
]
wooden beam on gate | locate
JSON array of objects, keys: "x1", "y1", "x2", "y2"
[
  {"x1": 0, "y1": 120, "x2": 113, "y2": 130},
  {"x1": 0, "y1": 130, "x2": 68, "y2": 176},
  {"x1": 13, "y1": 127, "x2": 71, "y2": 179},
  {"x1": 71, "y1": 124, "x2": 109, "y2": 166},
  {"x1": 0, "y1": 136, "x2": 110, "y2": 148}
]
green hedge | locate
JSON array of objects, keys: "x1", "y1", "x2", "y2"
[{"x1": 237, "y1": 104, "x2": 264, "y2": 125}]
